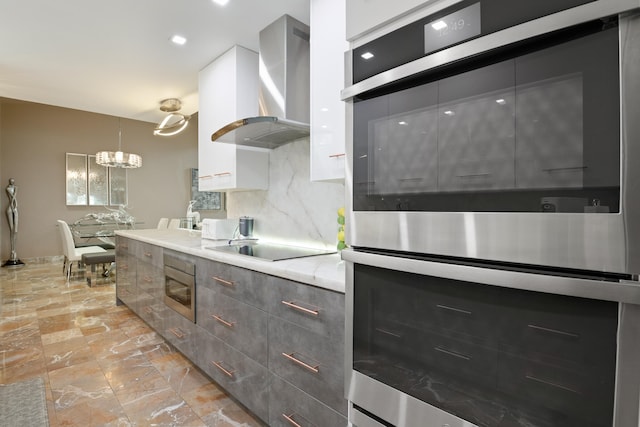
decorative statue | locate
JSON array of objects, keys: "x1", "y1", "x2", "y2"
[{"x1": 3, "y1": 178, "x2": 24, "y2": 267}]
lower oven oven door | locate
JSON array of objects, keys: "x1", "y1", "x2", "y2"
[
  {"x1": 164, "y1": 265, "x2": 195, "y2": 323},
  {"x1": 343, "y1": 249, "x2": 640, "y2": 427}
]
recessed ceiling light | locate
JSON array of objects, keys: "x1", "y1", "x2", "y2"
[
  {"x1": 212, "y1": 0, "x2": 229, "y2": 5},
  {"x1": 170, "y1": 35, "x2": 187, "y2": 46}
]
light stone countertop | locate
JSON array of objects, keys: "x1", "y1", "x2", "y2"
[{"x1": 115, "y1": 228, "x2": 346, "y2": 293}]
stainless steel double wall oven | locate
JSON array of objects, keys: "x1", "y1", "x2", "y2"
[{"x1": 341, "y1": 0, "x2": 640, "y2": 426}]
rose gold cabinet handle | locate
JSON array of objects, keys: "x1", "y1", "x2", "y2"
[
  {"x1": 143, "y1": 276, "x2": 152, "y2": 283},
  {"x1": 211, "y1": 314, "x2": 235, "y2": 328},
  {"x1": 281, "y1": 300, "x2": 319, "y2": 316},
  {"x1": 210, "y1": 360, "x2": 235, "y2": 378},
  {"x1": 281, "y1": 352, "x2": 319, "y2": 374},
  {"x1": 169, "y1": 327, "x2": 185, "y2": 339},
  {"x1": 199, "y1": 174, "x2": 213, "y2": 179},
  {"x1": 212, "y1": 276, "x2": 235, "y2": 287},
  {"x1": 329, "y1": 153, "x2": 345, "y2": 158},
  {"x1": 214, "y1": 172, "x2": 232, "y2": 177},
  {"x1": 282, "y1": 412, "x2": 305, "y2": 427},
  {"x1": 144, "y1": 252, "x2": 152, "y2": 258}
]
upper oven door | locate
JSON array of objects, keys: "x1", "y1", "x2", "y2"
[{"x1": 343, "y1": 0, "x2": 640, "y2": 275}]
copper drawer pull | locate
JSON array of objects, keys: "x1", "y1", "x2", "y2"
[
  {"x1": 143, "y1": 276, "x2": 152, "y2": 283},
  {"x1": 214, "y1": 172, "x2": 232, "y2": 176},
  {"x1": 212, "y1": 276, "x2": 235, "y2": 287},
  {"x1": 281, "y1": 352, "x2": 319, "y2": 374},
  {"x1": 210, "y1": 360, "x2": 235, "y2": 378},
  {"x1": 169, "y1": 327, "x2": 185, "y2": 339},
  {"x1": 211, "y1": 314, "x2": 235, "y2": 328},
  {"x1": 281, "y1": 300, "x2": 319, "y2": 316},
  {"x1": 144, "y1": 252, "x2": 152, "y2": 258},
  {"x1": 199, "y1": 174, "x2": 213, "y2": 179},
  {"x1": 282, "y1": 412, "x2": 306, "y2": 427},
  {"x1": 329, "y1": 153, "x2": 345, "y2": 158}
]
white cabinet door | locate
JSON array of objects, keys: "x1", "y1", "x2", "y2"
[
  {"x1": 198, "y1": 46, "x2": 269, "y2": 191},
  {"x1": 310, "y1": 0, "x2": 348, "y2": 182},
  {"x1": 346, "y1": 0, "x2": 428, "y2": 40}
]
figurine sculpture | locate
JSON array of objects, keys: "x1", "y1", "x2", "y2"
[{"x1": 3, "y1": 178, "x2": 24, "y2": 267}]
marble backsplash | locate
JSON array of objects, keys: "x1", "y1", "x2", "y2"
[{"x1": 226, "y1": 138, "x2": 345, "y2": 250}]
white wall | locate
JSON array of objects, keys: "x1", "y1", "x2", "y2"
[{"x1": 227, "y1": 137, "x2": 345, "y2": 250}]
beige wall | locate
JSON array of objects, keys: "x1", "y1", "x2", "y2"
[{"x1": 0, "y1": 99, "x2": 223, "y2": 260}]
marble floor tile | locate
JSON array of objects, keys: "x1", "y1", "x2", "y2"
[{"x1": 0, "y1": 262, "x2": 264, "y2": 426}]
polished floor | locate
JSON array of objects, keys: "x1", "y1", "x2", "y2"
[{"x1": 0, "y1": 261, "x2": 263, "y2": 426}]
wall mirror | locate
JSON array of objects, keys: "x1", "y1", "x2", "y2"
[{"x1": 66, "y1": 153, "x2": 128, "y2": 206}]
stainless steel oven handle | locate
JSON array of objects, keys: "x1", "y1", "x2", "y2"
[
  {"x1": 341, "y1": 0, "x2": 638, "y2": 100},
  {"x1": 341, "y1": 249, "x2": 640, "y2": 304}
]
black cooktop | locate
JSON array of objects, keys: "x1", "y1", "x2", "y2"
[{"x1": 206, "y1": 242, "x2": 336, "y2": 261}]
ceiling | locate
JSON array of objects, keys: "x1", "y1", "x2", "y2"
[{"x1": 0, "y1": 0, "x2": 310, "y2": 124}]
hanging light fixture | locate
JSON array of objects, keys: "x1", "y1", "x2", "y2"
[
  {"x1": 96, "y1": 118, "x2": 142, "y2": 168},
  {"x1": 154, "y1": 98, "x2": 191, "y2": 136}
]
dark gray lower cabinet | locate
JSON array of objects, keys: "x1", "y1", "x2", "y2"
[
  {"x1": 116, "y1": 241, "x2": 346, "y2": 426},
  {"x1": 196, "y1": 328, "x2": 270, "y2": 421},
  {"x1": 163, "y1": 309, "x2": 197, "y2": 363},
  {"x1": 269, "y1": 316, "x2": 346, "y2": 415},
  {"x1": 269, "y1": 374, "x2": 346, "y2": 427}
]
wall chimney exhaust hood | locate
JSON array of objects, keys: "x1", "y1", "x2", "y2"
[{"x1": 211, "y1": 15, "x2": 310, "y2": 149}]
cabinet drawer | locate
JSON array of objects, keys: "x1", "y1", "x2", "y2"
[
  {"x1": 197, "y1": 289, "x2": 268, "y2": 365},
  {"x1": 197, "y1": 259, "x2": 268, "y2": 310},
  {"x1": 268, "y1": 316, "x2": 346, "y2": 415},
  {"x1": 197, "y1": 328, "x2": 269, "y2": 422},
  {"x1": 267, "y1": 276, "x2": 345, "y2": 341},
  {"x1": 137, "y1": 261, "x2": 164, "y2": 299},
  {"x1": 137, "y1": 299, "x2": 168, "y2": 331},
  {"x1": 162, "y1": 310, "x2": 197, "y2": 363},
  {"x1": 116, "y1": 237, "x2": 136, "y2": 256},
  {"x1": 269, "y1": 374, "x2": 347, "y2": 427},
  {"x1": 136, "y1": 242, "x2": 163, "y2": 268},
  {"x1": 115, "y1": 258, "x2": 136, "y2": 306}
]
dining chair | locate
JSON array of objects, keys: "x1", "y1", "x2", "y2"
[
  {"x1": 157, "y1": 217, "x2": 169, "y2": 229},
  {"x1": 168, "y1": 218, "x2": 180, "y2": 229},
  {"x1": 57, "y1": 220, "x2": 107, "y2": 280}
]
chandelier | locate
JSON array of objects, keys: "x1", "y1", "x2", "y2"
[
  {"x1": 96, "y1": 118, "x2": 142, "y2": 168},
  {"x1": 153, "y1": 98, "x2": 190, "y2": 136}
]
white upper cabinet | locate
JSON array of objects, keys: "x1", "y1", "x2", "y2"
[
  {"x1": 346, "y1": 0, "x2": 429, "y2": 41},
  {"x1": 198, "y1": 45, "x2": 269, "y2": 191},
  {"x1": 310, "y1": 0, "x2": 348, "y2": 182}
]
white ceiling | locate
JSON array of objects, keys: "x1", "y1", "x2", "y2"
[{"x1": 0, "y1": 0, "x2": 310, "y2": 124}]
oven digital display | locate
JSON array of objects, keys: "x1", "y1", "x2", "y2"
[{"x1": 424, "y1": 3, "x2": 481, "y2": 55}]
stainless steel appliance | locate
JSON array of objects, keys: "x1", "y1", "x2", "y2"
[
  {"x1": 164, "y1": 254, "x2": 196, "y2": 322},
  {"x1": 210, "y1": 14, "x2": 310, "y2": 148},
  {"x1": 342, "y1": 0, "x2": 640, "y2": 275},
  {"x1": 341, "y1": 0, "x2": 640, "y2": 426},
  {"x1": 343, "y1": 249, "x2": 640, "y2": 427}
]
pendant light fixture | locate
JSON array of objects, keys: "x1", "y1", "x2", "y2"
[
  {"x1": 96, "y1": 118, "x2": 142, "y2": 168},
  {"x1": 153, "y1": 98, "x2": 190, "y2": 136}
]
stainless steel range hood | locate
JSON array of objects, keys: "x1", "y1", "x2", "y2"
[{"x1": 211, "y1": 15, "x2": 310, "y2": 149}]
